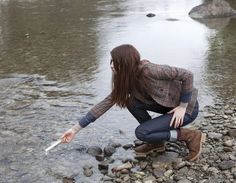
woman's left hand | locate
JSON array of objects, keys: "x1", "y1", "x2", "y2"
[{"x1": 168, "y1": 106, "x2": 186, "y2": 128}]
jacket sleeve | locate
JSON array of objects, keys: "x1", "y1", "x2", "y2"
[
  {"x1": 144, "y1": 63, "x2": 193, "y2": 103},
  {"x1": 79, "y1": 93, "x2": 114, "y2": 127}
]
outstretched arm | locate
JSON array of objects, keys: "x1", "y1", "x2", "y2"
[{"x1": 61, "y1": 93, "x2": 114, "y2": 143}]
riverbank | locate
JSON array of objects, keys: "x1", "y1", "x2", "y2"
[{"x1": 80, "y1": 99, "x2": 236, "y2": 183}]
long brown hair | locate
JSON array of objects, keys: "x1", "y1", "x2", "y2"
[{"x1": 110, "y1": 44, "x2": 141, "y2": 108}]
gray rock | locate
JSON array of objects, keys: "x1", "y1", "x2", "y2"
[
  {"x1": 189, "y1": 0, "x2": 236, "y2": 19},
  {"x1": 86, "y1": 146, "x2": 102, "y2": 156},
  {"x1": 164, "y1": 170, "x2": 173, "y2": 178},
  {"x1": 143, "y1": 175, "x2": 156, "y2": 183},
  {"x1": 146, "y1": 13, "x2": 156, "y2": 17},
  {"x1": 204, "y1": 113, "x2": 216, "y2": 118},
  {"x1": 224, "y1": 110, "x2": 234, "y2": 115},
  {"x1": 122, "y1": 144, "x2": 133, "y2": 150},
  {"x1": 232, "y1": 172, "x2": 236, "y2": 179},
  {"x1": 109, "y1": 142, "x2": 122, "y2": 148},
  {"x1": 173, "y1": 161, "x2": 186, "y2": 170},
  {"x1": 208, "y1": 132, "x2": 223, "y2": 140},
  {"x1": 83, "y1": 168, "x2": 93, "y2": 177},
  {"x1": 139, "y1": 161, "x2": 148, "y2": 170},
  {"x1": 104, "y1": 146, "x2": 116, "y2": 157},
  {"x1": 207, "y1": 167, "x2": 219, "y2": 175},
  {"x1": 82, "y1": 165, "x2": 92, "y2": 170},
  {"x1": 218, "y1": 160, "x2": 235, "y2": 170},
  {"x1": 227, "y1": 129, "x2": 236, "y2": 138},
  {"x1": 134, "y1": 139, "x2": 144, "y2": 146},
  {"x1": 223, "y1": 147, "x2": 233, "y2": 152},
  {"x1": 152, "y1": 167, "x2": 165, "y2": 178},
  {"x1": 62, "y1": 177, "x2": 75, "y2": 183},
  {"x1": 223, "y1": 140, "x2": 234, "y2": 147},
  {"x1": 95, "y1": 154, "x2": 105, "y2": 161},
  {"x1": 98, "y1": 162, "x2": 109, "y2": 171},
  {"x1": 177, "y1": 179, "x2": 192, "y2": 183}
]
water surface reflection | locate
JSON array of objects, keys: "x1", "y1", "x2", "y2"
[{"x1": 0, "y1": 0, "x2": 235, "y2": 182}]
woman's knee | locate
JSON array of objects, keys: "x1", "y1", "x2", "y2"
[{"x1": 135, "y1": 125, "x2": 148, "y2": 141}]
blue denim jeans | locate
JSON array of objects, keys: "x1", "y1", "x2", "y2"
[{"x1": 127, "y1": 98, "x2": 199, "y2": 143}]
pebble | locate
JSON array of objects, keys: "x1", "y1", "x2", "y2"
[
  {"x1": 83, "y1": 168, "x2": 93, "y2": 177},
  {"x1": 177, "y1": 179, "x2": 192, "y2": 183},
  {"x1": 146, "y1": 13, "x2": 156, "y2": 17},
  {"x1": 104, "y1": 146, "x2": 116, "y2": 157},
  {"x1": 164, "y1": 170, "x2": 173, "y2": 178},
  {"x1": 223, "y1": 140, "x2": 234, "y2": 147},
  {"x1": 207, "y1": 167, "x2": 219, "y2": 174},
  {"x1": 122, "y1": 144, "x2": 133, "y2": 150},
  {"x1": 87, "y1": 146, "x2": 103, "y2": 156},
  {"x1": 208, "y1": 132, "x2": 223, "y2": 140},
  {"x1": 218, "y1": 160, "x2": 235, "y2": 170},
  {"x1": 227, "y1": 129, "x2": 236, "y2": 137}
]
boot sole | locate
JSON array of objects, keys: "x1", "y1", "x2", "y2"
[
  {"x1": 188, "y1": 133, "x2": 206, "y2": 162},
  {"x1": 134, "y1": 146, "x2": 165, "y2": 156}
]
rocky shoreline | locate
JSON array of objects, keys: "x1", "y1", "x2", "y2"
[{"x1": 76, "y1": 99, "x2": 236, "y2": 183}]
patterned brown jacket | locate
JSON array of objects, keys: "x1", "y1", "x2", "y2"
[{"x1": 79, "y1": 60, "x2": 198, "y2": 127}]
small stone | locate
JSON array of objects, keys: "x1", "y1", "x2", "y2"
[
  {"x1": 134, "y1": 171, "x2": 146, "y2": 179},
  {"x1": 95, "y1": 154, "x2": 105, "y2": 161},
  {"x1": 232, "y1": 172, "x2": 236, "y2": 179},
  {"x1": 224, "y1": 110, "x2": 234, "y2": 115},
  {"x1": 173, "y1": 161, "x2": 186, "y2": 170},
  {"x1": 87, "y1": 146, "x2": 102, "y2": 156},
  {"x1": 177, "y1": 179, "x2": 192, "y2": 183},
  {"x1": 204, "y1": 113, "x2": 215, "y2": 118},
  {"x1": 208, "y1": 132, "x2": 223, "y2": 140},
  {"x1": 120, "y1": 169, "x2": 129, "y2": 174},
  {"x1": 223, "y1": 147, "x2": 233, "y2": 152},
  {"x1": 140, "y1": 161, "x2": 148, "y2": 170},
  {"x1": 83, "y1": 165, "x2": 92, "y2": 170},
  {"x1": 223, "y1": 140, "x2": 234, "y2": 147},
  {"x1": 122, "y1": 144, "x2": 133, "y2": 150},
  {"x1": 218, "y1": 160, "x2": 235, "y2": 170},
  {"x1": 207, "y1": 167, "x2": 219, "y2": 175},
  {"x1": 143, "y1": 175, "x2": 156, "y2": 183},
  {"x1": 227, "y1": 129, "x2": 236, "y2": 138},
  {"x1": 134, "y1": 139, "x2": 144, "y2": 146},
  {"x1": 110, "y1": 142, "x2": 122, "y2": 148},
  {"x1": 146, "y1": 13, "x2": 156, "y2": 17},
  {"x1": 223, "y1": 115, "x2": 228, "y2": 119},
  {"x1": 115, "y1": 178, "x2": 123, "y2": 183},
  {"x1": 112, "y1": 162, "x2": 132, "y2": 172},
  {"x1": 164, "y1": 170, "x2": 173, "y2": 178},
  {"x1": 153, "y1": 168, "x2": 165, "y2": 178},
  {"x1": 123, "y1": 175, "x2": 130, "y2": 182},
  {"x1": 104, "y1": 146, "x2": 116, "y2": 157},
  {"x1": 83, "y1": 168, "x2": 93, "y2": 177},
  {"x1": 63, "y1": 177, "x2": 75, "y2": 183},
  {"x1": 98, "y1": 162, "x2": 109, "y2": 171}
]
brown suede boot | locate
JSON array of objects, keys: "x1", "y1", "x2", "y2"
[
  {"x1": 134, "y1": 142, "x2": 165, "y2": 155},
  {"x1": 178, "y1": 128, "x2": 206, "y2": 161}
]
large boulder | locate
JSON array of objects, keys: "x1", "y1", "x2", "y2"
[{"x1": 189, "y1": 0, "x2": 236, "y2": 19}]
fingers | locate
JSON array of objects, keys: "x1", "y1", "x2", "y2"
[
  {"x1": 174, "y1": 117, "x2": 180, "y2": 128},
  {"x1": 170, "y1": 116, "x2": 184, "y2": 128},
  {"x1": 168, "y1": 108, "x2": 175, "y2": 114},
  {"x1": 60, "y1": 132, "x2": 72, "y2": 143}
]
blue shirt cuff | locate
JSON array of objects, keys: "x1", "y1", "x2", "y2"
[
  {"x1": 79, "y1": 112, "x2": 96, "y2": 128},
  {"x1": 180, "y1": 91, "x2": 192, "y2": 103}
]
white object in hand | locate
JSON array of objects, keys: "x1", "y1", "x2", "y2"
[{"x1": 45, "y1": 140, "x2": 61, "y2": 154}]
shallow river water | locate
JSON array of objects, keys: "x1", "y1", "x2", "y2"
[{"x1": 0, "y1": 0, "x2": 235, "y2": 182}]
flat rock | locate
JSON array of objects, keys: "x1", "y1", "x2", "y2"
[
  {"x1": 87, "y1": 146, "x2": 103, "y2": 156},
  {"x1": 208, "y1": 132, "x2": 223, "y2": 140},
  {"x1": 218, "y1": 160, "x2": 235, "y2": 170},
  {"x1": 177, "y1": 179, "x2": 192, "y2": 183}
]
